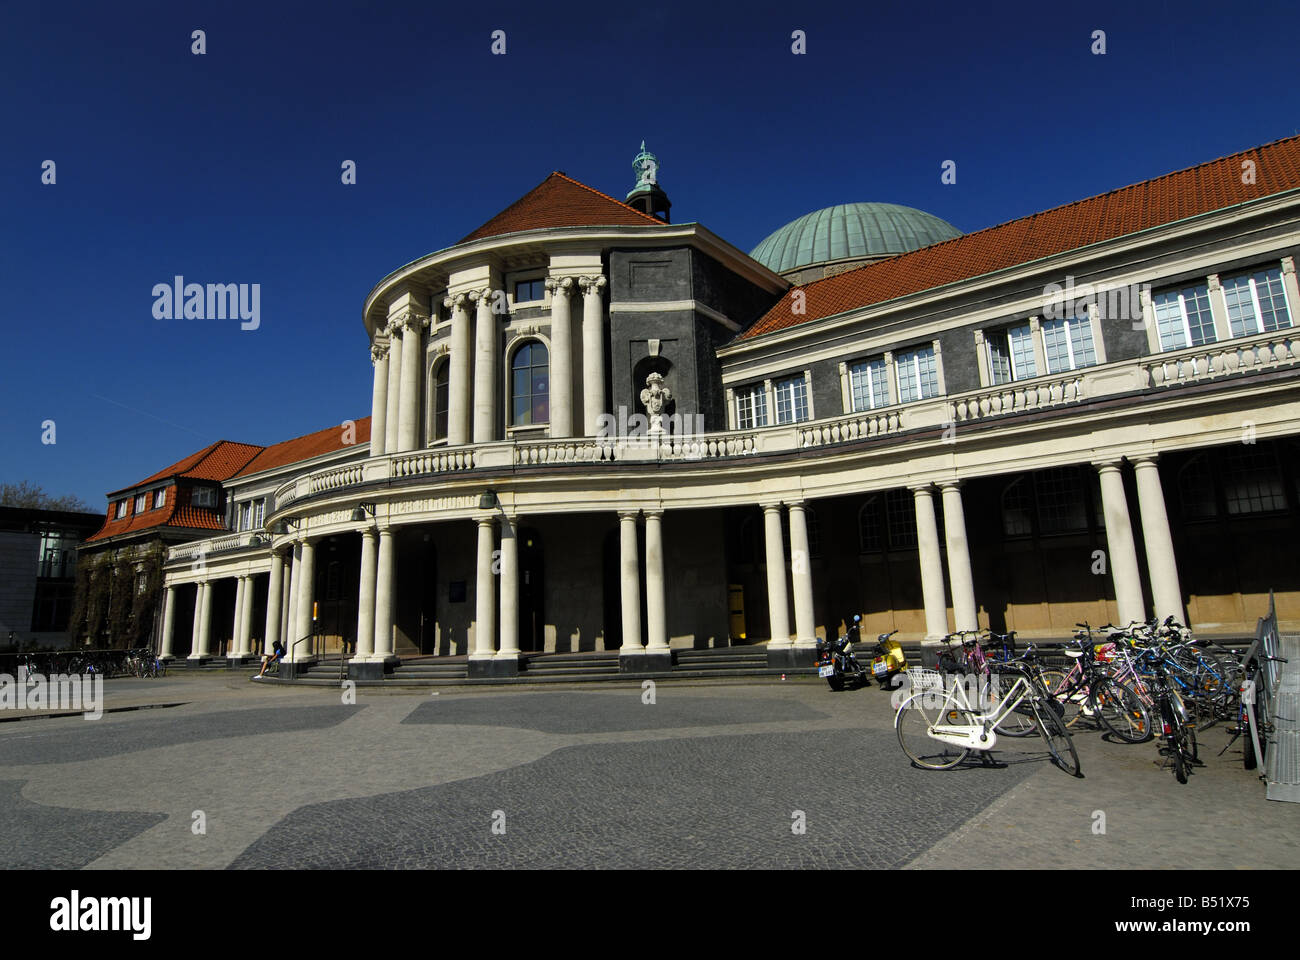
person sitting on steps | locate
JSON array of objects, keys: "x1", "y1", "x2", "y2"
[{"x1": 257, "y1": 639, "x2": 286, "y2": 678}]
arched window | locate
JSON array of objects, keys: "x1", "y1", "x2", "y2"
[
  {"x1": 430, "y1": 360, "x2": 449, "y2": 442},
  {"x1": 1001, "y1": 476, "x2": 1033, "y2": 537},
  {"x1": 511, "y1": 342, "x2": 549, "y2": 426},
  {"x1": 858, "y1": 498, "x2": 882, "y2": 552}
]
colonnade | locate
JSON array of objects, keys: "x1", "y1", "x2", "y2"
[
  {"x1": 367, "y1": 274, "x2": 609, "y2": 458},
  {"x1": 157, "y1": 454, "x2": 1186, "y2": 665}
]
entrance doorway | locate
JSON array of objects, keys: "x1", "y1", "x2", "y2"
[{"x1": 517, "y1": 526, "x2": 544, "y2": 652}]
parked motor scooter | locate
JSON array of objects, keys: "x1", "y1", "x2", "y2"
[
  {"x1": 869, "y1": 630, "x2": 907, "y2": 688},
  {"x1": 815, "y1": 615, "x2": 871, "y2": 691}
]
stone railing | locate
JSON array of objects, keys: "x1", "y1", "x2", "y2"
[
  {"x1": 260, "y1": 338, "x2": 1299, "y2": 515},
  {"x1": 950, "y1": 369, "x2": 1087, "y2": 423},
  {"x1": 168, "y1": 531, "x2": 270, "y2": 563},
  {"x1": 1142, "y1": 328, "x2": 1300, "y2": 388}
]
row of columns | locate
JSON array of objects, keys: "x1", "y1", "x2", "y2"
[
  {"x1": 617, "y1": 510, "x2": 669, "y2": 654},
  {"x1": 895, "y1": 455, "x2": 1182, "y2": 641},
  {"x1": 157, "y1": 572, "x2": 261, "y2": 660},
  {"x1": 368, "y1": 275, "x2": 609, "y2": 458}
]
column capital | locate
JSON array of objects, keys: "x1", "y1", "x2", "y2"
[
  {"x1": 578, "y1": 275, "x2": 607, "y2": 296},
  {"x1": 759, "y1": 501, "x2": 784, "y2": 513},
  {"x1": 1130, "y1": 453, "x2": 1160, "y2": 467},
  {"x1": 358, "y1": 525, "x2": 379, "y2": 540},
  {"x1": 443, "y1": 291, "x2": 471, "y2": 311},
  {"x1": 908, "y1": 482, "x2": 935, "y2": 494},
  {"x1": 617, "y1": 509, "x2": 641, "y2": 521},
  {"x1": 1094, "y1": 459, "x2": 1125, "y2": 473},
  {"x1": 475, "y1": 515, "x2": 497, "y2": 529},
  {"x1": 937, "y1": 478, "x2": 964, "y2": 491},
  {"x1": 1282, "y1": 255, "x2": 1296, "y2": 277},
  {"x1": 469, "y1": 286, "x2": 496, "y2": 305},
  {"x1": 391, "y1": 309, "x2": 430, "y2": 333},
  {"x1": 545, "y1": 275, "x2": 576, "y2": 298},
  {"x1": 642, "y1": 508, "x2": 664, "y2": 520},
  {"x1": 370, "y1": 342, "x2": 389, "y2": 364},
  {"x1": 785, "y1": 500, "x2": 808, "y2": 512}
]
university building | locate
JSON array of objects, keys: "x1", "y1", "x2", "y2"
[{"x1": 84, "y1": 137, "x2": 1300, "y2": 678}]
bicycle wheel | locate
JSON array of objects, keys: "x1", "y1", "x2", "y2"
[
  {"x1": 1170, "y1": 732, "x2": 1188, "y2": 783},
  {"x1": 1091, "y1": 677, "x2": 1152, "y2": 743},
  {"x1": 1037, "y1": 668, "x2": 1084, "y2": 727},
  {"x1": 896, "y1": 692, "x2": 974, "y2": 770},
  {"x1": 1032, "y1": 697, "x2": 1082, "y2": 777}
]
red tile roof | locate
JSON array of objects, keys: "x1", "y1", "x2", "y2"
[
  {"x1": 458, "y1": 171, "x2": 664, "y2": 244},
  {"x1": 741, "y1": 134, "x2": 1300, "y2": 341},
  {"x1": 233, "y1": 417, "x2": 371, "y2": 478},
  {"x1": 120, "y1": 440, "x2": 263, "y2": 493},
  {"x1": 86, "y1": 417, "x2": 371, "y2": 544}
]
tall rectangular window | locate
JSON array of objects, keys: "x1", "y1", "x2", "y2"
[
  {"x1": 735, "y1": 384, "x2": 768, "y2": 429},
  {"x1": 1041, "y1": 313, "x2": 1098, "y2": 373},
  {"x1": 848, "y1": 358, "x2": 890, "y2": 411},
  {"x1": 987, "y1": 323, "x2": 1037, "y2": 383},
  {"x1": 895, "y1": 347, "x2": 938, "y2": 403},
  {"x1": 1152, "y1": 283, "x2": 1216, "y2": 351},
  {"x1": 154, "y1": 488, "x2": 166, "y2": 510},
  {"x1": 1222, "y1": 267, "x2": 1292, "y2": 338},
  {"x1": 115, "y1": 500, "x2": 128, "y2": 519},
  {"x1": 773, "y1": 375, "x2": 809, "y2": 424},
  {"x1": 134, "y1": 493, "x2": 147, "y2": 514},
  {"x1": 253, "y1": 499, "x2": 264, "y2": 529}
]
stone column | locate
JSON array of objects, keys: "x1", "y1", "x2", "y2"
[
  {"x1": 497, "y1": 515, "x2": 521, "y2": 661},
  {"x1": 369, "y1": 341, "x2": 389, "y2": 457},
  {"x1": 1096, "y1": 461, "x2": 1146, "y2": 625},
  {"x1": 188, "y1": 582, "x2": 203, "y2": 659},
  {"x1": 282, "y1": 551, "x2": 296, "y2": 653},
  {"x1": 195, "y1": 581, "x2": 214, "y2": 659},
  {"x1": 545, "y1": 276, "x2": 575, "y2": 438},
  {"x1": 384, "y1": 320, "x2": 403, "y2": 453},
  {"x1": 230, "y1": 576, "x2": 245, "y2": 660},
  {"x1": 159, "y1": 586, "x2": 176, "y2": 660},
  {"x1": 912, "y1": 485, "x2": 949, "y2": 640},
  {"x1": 264, "y1": 550, "x2": 284, "y2": 656},
  {"x1": 471, "y1": 288, "x2": 498, "y2": 443},
  {"x1": 473, "y1": 517, "x2": 497, "y2": 659},
  {"x1": 355, "y1": 527, "x2": 377, "y2": 659},
  {"x1": 644, "y1": 510, "x2": 668, "y2": 654},
  {"x1": 940, "y1": 481, "x2": 979, "y2": 632},
  {"x1": 762, "y1": 503, "x2": 791, "y2": 648},
  {"x1": 238, "y1": 575, "x2": 255, "y2": 656},
  {"x1": 373, "y1": 527, "x2": 395, "y2": 659},
  {"x1": 396, "y1": 311, "x2": 427, "y2": 452},
  {"x1": 1132, "y1": 455, "x2": 1185, "y2": 622},
  {"x1": 444, "y1": 293, "x2": 473, "y2": 445},
  {"x1": 787, "y1": 502, "x2": 817, "y2": 652},
  {"x1": 291, "y1": 538, "x2": 316, "y2": 661},
  {"x1": 618, "y1": 511, "x2": 643, "y2": 652},
  {"x1": 579, "y1": 275, "x2": 607, "y2": 435}
]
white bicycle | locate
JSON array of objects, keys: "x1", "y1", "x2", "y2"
[{"x1": 895, "y1": 660, "x2": 1082, "y2": 777}]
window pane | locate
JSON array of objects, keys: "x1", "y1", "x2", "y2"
[
  {"x1": 1035, "y1": 467, "x2": 1088, "y2": 533},
  {"x1": 1002, "y1": 478, "x2": 1033, "y2": 537},
  {"x1": 886, "y1": 489, "x2": 917, "y2": 549},
  {"x1": 1223, "y1": 448, "x2": 1286, "y2": 514},
  {"x1": 987, "y1": 331, "x2": 1012, "y2": 385},
  {"x1": 1068, "y1": 314, "x2": 1097, "y2": 368},
  {"x1": 775, "y1": 376, "x2": 808, "y2": 424},
  {"x1": 1008, "y1": 324, "x2": 1037, "y2": 378},
  {"x1": 1041, "y1": 318, "x2": 1069, "y2": 373},
  {"x1": 1222, "y1": 274, "x2": 1259, "y2": 337},
  {"x1": 1183, "y1": 285, "x2": 1216, "y2": 345},
  {"x1": 1252, "y1": 269, "x2": 1291, "y2": 332}
]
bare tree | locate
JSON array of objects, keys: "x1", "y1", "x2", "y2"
[{"x1": 0, "y1": 481, "x2": 94, "y2": 513}]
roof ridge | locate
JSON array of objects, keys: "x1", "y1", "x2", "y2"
[
  {"x1": 256, "y1": 415, "x2": 373, "y2": 450},
  {"x1": 778, "y1": 133, "x2": 1300, "y2": 300},
  {"x1": 549, "y1": 170, "x2": 664, "y2": 225}
]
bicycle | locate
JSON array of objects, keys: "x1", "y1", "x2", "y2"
[
  {"x1": 896, "y1": 659, "x2": 1082, "y2": 777},
  {"x1": 1148, "y1": 661, "x2": 1200, "y2": 784}
]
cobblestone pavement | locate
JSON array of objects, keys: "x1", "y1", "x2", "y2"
[{"x1": 0, "y1": 674, "x2": 1293, "y2": 869}]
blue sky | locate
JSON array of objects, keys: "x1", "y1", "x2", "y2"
[{"x1": 2, "y1": 0, "x2": 1295, "y2": 508}]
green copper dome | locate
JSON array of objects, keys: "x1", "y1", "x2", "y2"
[{"x1": 750, "y1": 202, "x2": 961, "y2": 275}]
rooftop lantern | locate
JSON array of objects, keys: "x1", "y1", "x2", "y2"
[{"x1": 625, "y1": 141, "x2": 671, "y2": 223}]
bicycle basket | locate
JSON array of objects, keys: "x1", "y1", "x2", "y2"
[{"x1": 907, "y1": 668, "x2": 945, "y2": 694}]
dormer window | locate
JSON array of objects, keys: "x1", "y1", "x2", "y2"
[
  {"x1": 134, "y1": 493, "x2": 147, "y2": 514},
  {"x1": 192, "y1": 487, "x2": 216, "y2": 508},
  {"x1": 115, "y1": 500, "x2": 128, "y2": 519},
  {"x1": 154, "y1": 489, "x2": 166, "y2": 509}
]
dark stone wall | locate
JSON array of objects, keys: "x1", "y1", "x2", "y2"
[
  {"x1": 808, "y1": 357, "x2": 842, "y2": 417},
  {"x1": 936, "y1": 326, "x2": 979, "y2": 394}
]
